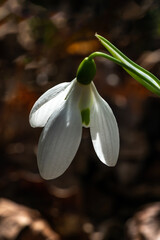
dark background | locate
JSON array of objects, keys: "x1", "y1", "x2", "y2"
[{"x1": 0, "y1": 0, "x2": 160, "y2": 239}]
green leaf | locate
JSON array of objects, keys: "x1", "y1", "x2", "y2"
[{"x1": 96, "y1": 33, "x2": 160, "y2": 96}]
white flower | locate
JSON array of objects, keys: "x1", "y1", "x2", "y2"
[{"x1": 29, "y1": 78, "x2": 119, "y2": 179}]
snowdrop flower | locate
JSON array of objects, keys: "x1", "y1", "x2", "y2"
[{"x1": 29, "y1": 57, "x2": 119, "y2": 179}]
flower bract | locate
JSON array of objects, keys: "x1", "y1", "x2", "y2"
[{"x1": 29, "y1": 78, "x2": 119, "y2": 179}]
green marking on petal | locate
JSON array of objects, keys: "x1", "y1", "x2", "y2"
[{"x1": 81, "y1": 108, "x2": 90, "y2": 126}]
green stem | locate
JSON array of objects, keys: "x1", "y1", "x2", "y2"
[
  {"x1": 88, "y1": 51, "x2": 160, "y2": 95},
  {"x1": 88, "y1": 52, "x2": 153, "y2": 85},
  {"x1": 88, "y1": 51, "x2": 130, "y2": 69}
]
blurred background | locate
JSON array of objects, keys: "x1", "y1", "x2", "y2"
[{"x1": 0, "y1": 0, "x2": 160, "y2": 239}]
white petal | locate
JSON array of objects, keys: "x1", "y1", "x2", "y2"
[
  {"x1": 37, "y1": 98, "x2": 82, "y2": 180},
  {"x1": 29, "y1": 81, "x2": 71, "y2": 127},
  {"x1": 90, "y1": 83, "x2": 119, "y2": 166}
]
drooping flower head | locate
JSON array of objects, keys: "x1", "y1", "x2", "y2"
[
  {"x1": 29, "y1": 57, "x2": 119, "y2": 179},
  {"x1": 30, "y1": 33, "x2": 160, "y2": 180}
]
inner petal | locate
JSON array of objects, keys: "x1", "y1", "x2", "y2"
[
  {"x1": 81, "y1": 108, "x2": 90, "y2": 127},
  {"x1": 77, "y1": 83, "x2": 93, "y2": 128}
]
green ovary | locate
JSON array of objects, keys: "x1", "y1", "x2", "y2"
[{"x1": 81, "y1": 108, "x2": 90, "y2": 126}]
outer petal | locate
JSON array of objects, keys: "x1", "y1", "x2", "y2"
[
  {"x1": 37, "y1": 97, "x2": 82, "y2": 180},
  {"x1": 90, "y1": 83, "x2": 119, "y2": 166},
  {"x1": 29, "y1": 81, "x2": 72, "y2": 127}
]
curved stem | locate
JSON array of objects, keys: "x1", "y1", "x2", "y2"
[
  {"x1": 88, "y1": 51, "x2": 160, "y2": 95},
  {"x1": 88, "y1": 51, "x2": 128, "y2": 68},
  {"x1": 88, "y1": 52, "x2": 152, "y2": 84}
]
